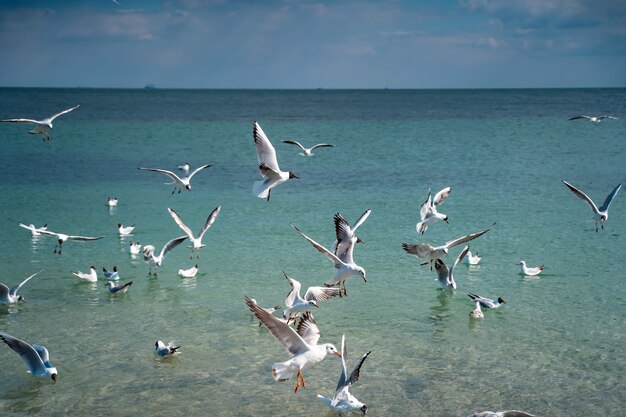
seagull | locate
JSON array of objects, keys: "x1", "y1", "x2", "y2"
[
  {"x1": 568, "y1": 115, "x2": 618, "y2": 123},
  {"x1": 139, "y1": 164, "x2": 212, "y2": 194},
  {"x1": 433, "y1": 245, "x2": 469, "y2": 290},
  {"x1": 282, "y1": 140, "x2": 335, "y2": 157},
  {"x1": 469, "y1": 301, "x2": 484, "y2": 319},
  {"x1": 0, "y1": 270, "x2": 42, "y2": 304},
  {"x1": 467, "y1": 293, "x2": 506, "y2": 309},
  {"x1": 167, "y1": 205, "x2": 221, "y2": 259},
  {"x1": 291, "y1": 223, "x2": 366, "y2": 296},
  {"x1": 402, "y1": 223, "x2": 495, "y2": 269},
  {"x1": 0, "y1": 332, "x2": 58, "y2": 382},
  {"x1": 282, "y1": 272, "x2": 342, "y2": 323},
  {"x1": 105, "y1": 281, "x2": 133, "y2": 294},
  {"x1": 143, "y1": 236, "x2": 188, "y2": 275},
  {"x1": 562, "y1": 179, "x2": 625, "y2": 232},
  {"x1": 416, "y1": 187, "x2": 451, "y2": 234},
  {"x1": 21, "y1": 226, "x2": 104, "y2": 255},
  {"x1": 102, "y1": 266, "x2": 120, "y2": 281},
  {"x1": 330, "y1": 209, "x2": 371, "y2": 257},
  {"x1": 129, "y1": 240, "x2": 142, "y2": 255},
  {"x1": 467, "y1": 411, "x2": 538, "y2": 417},
  {"x1": 253, "y1": 121, "x2": 298, "y2": 201},
  {"x1": 107, "y1": 197, "x2": 118, "y2": 207},
  {"x1": 0, "y1": 105, "x2": 79, "y2": 141},
  {"x1": 317, "y1": 334, "x2": 370, "y2": 414},
  {"x1": 245, "y1": 296, "x2": 341, "y2": 393},
  {"x1": 72, "y1": 266, "x2": 97, "y2": 283},
  {"x1": 155, "y1": 340, "x2": 180, "y2": 357},
  {"x1": 518, "y1": 261, "x2": 544, "y2": 276},
  {"x1": 17, "y1": 223, "x2": 47, "y2": 237},
  {"x1": 118, "y1": 224, "x2": 135, "y2": 236},
  {"x1": 466, "y1": 250, "x2": 481, "y2": 265},
  {"x1": 178, "y1": 264, "x2": 199, "y2": 278},
  {"x1": 248, "y1": 298, "x2": 283, "y2": 327}
]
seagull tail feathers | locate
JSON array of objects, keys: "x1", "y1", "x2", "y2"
[
  {"x1": 253, "y1": 180, "x2": 271, "y2": 199},
  {"x1": 316, "y1": 394, "x2": 332, "y2": 406},
  {"x1": 416, "y1": 221, "x2": 427, "y2": 234},
  {"x1": 272, "y1": 361, "x2": 297, "y2": 382}
]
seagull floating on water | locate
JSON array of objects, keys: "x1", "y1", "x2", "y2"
[
  {"x1": 17, "y1": 223, "x2": 48, "y2": 237},
  {"x1": 416, "y1": 187, "x2": 451, "y2": 234},
  {"x1": 178, "y1": 264, "x2": 199, "y2": 278},
  {"x1": 155, "y1": 340, "x2": 180, "y2": 357},
  {"x1": 118, "y1": 224, "x2": 135, "y2": 236},
  {"x1": 107, "y1": 197, "x2": 118, "y2": 207},
  {"x1": 317, "y1": 334, "x2": 370, "y2": 414},
  {"x1": 331, "y1": 209, "x2": 371, "y2": 257},
  {"x1": 282, "y1": 140, "x2": 335, "y2": 157},
  {"x1": 143, "y1": 236, "x2": 188, "y2": 275},
  {"x1": 245, "y1": 296, "x2": 341, "y2": 393},
  {"x1": 20, "y1": 225, "x2": 104, "y2": 254},
  {"x1": 403, "y1": 223, "x2": 495, "y2": 269},
  {"x1": 518, "y1": 261, "x2": 544, "y2": 276},
  {"x1": 139, "y1": 164, "x2": 212, "y2": 194},
  {"x1": 102, "y1": 266, "x2": 120, "y2": 281},
  {"x1": 562, "y1": 179, "x2": 625, "y2": 232},
  {"x1": 282, "y1": 272, "x2": 342, "y2": 323},
  {"x1": 466, "y1": 250, "x2": 481, "y2": 265},
  {"x1": 253, "y1": 121, "x2": 298, "y2": 201},
  {"x1": 568, "y1": 115, "x2": 618, "y2": 123},
  {"x1": 167, "y1": 205, "x2": 221, "y2": 259},
  {"x1": 129, "y1": 240, "x2": 142, "y2": 255},
  {"x1": 469, "y1": 301, "x2": 484, "y2": 319},
  {"x1": 467, "y1": 293, "x2": 506, "y2": 309},
  {"x1": 105, "y1": 281, "x2": 133, "y2": 294},
  {"x1": 433, "y1": 245, "x2": 469, "y2": 290},
  {"x1": 0, "y1": 332, "x2": 58, "y2": 382},
  {"x1": 0, "y1": 270, "x2": 42, "y2": 304},
  {"x1": 73, "y1": 266, "x2": 97, "y2": 283},
  {"x1": 0, "y1": 105, "x2": 79, "y2": 141}
]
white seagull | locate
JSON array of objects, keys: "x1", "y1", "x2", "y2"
[
  {"x1": 178, "y1": 264, "x2": 199, "y2": 278},
  {"x1": 568, "y1": 115, "x2": 618, "y2": 123},
  {"x1": 143, "y1": 236, "x2": 188, "y2": 275},
  {"x1": 466, "y1": 250, "x2": 482, "y2": 265},
  {"x1": 469, "y1": 301, "x2": 484, "y2": 319},
  {"x1": 0, "y1": 332, "x2": 58, "y2": 382},
  {"x1": 253, "y1": 121, "x2": 298, "y2": 201},
  {"x1": 21, "y1": 225, "x2": 104, "y2": 255},
  {"x1": 129, "y1": 240, "x2": 142, "y2": 255},
  {"x1": 282, "y1": 140, "x2": 335, "y2": 157},
  {"x1": 117, "y1": 224, "x2": 135, "y2": 236},
  {"x1": 107, "y1": 197, "x2": 118, "y2": 207},
  {"x1": 467, "y1": 293, "x2": 506, "y2": 309},
  {"x1": 331, "y1": 209, "x2": 371, "y2": 257},
  {"x1": 402, "y1": 223, "x2": 495, "y2": 269},
  {"x1": 0, "y1": 105, "x2": 79, "y2": 141},
  {"x1": 155, "y1": 340, "x2": 180, "y2": 357},
  {"x1": 282, "y1": 272, "x2": 342, "y2": 323},
  {"x1": 317, "y1": 334, "x2": 371, "y2": 414},
  {"x1": 0, "y1": 270, "x2": 42, "y2": 304},
  {"x1": 291, "y1": 223, "x2": 366, "y2": 296},
  {"x1": 467, "y1": 411, "x2": 538, "y2": 417},
  {"x1": 416, "y1": 187, "x2": 451, "y2": 234},
  {"x1": 105, "y1": 281, "x2": 132, "y2": 294},
  {"x1": 562, "y1": 179, "x2": 625, "y2": 232},
  {"x1": 167, "y1": 205, "x2": 221, "y2": 259},
  {"x1": 433, "y1": 245, "x2": 469, "y2": 290},
  {"x1": 18, "y1": 223, "x2": 48, "y2": 237},
  {"x1": 139, "y1": 164, "x2": 212, "y2": 194},
  {"x1": 518, "y1": 261, "x2": 544, "y2": 276},
  {"x1": 102, "y1": 266, "x2": 120, "y2": 281},
  {"x1": 245, "y1": 296, "x2": 341, "y2": 393},
  {"x1": 72, "y1": 266, "x2": 97, "y2": 283}
]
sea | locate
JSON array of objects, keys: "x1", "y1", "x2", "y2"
[{"x1": 0, "y1": 88, "x2": 624, "y2": 417}]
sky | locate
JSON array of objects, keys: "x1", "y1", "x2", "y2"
[{"x1": 0, "y1": 0, "x2": 625, "y2": 89}]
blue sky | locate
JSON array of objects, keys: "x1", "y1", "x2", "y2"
[{"x1": 1, "y1": 0, "x2": 625, "y2": 88}]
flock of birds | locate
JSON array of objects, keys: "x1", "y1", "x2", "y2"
[{"x1": 0, "y1": 104, "x2": 624, "y2": 417}]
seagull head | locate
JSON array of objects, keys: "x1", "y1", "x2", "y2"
[
  {"x1": 105, "y1": 282, "x2": 113, "y2": 288},
  {"x1": 359, "y1": 268, "x2": 367, "y2": 283},
  {"x1": 497, "y1": 297, "x2": 506, "y2": 304},
  {"x1": 51, "y1": 372, "x2": 58, "y2": 383},
  {"x1": 309, "y1": 300, "x2": 319, "y2": 308},
  {"x1": 325, "y1": 343, "x2": 341, "y2": 357},
  {"x1": 600, "y1": 214, "x2": 607, "y2": 221},
  {"x1": 185, "y1": 184, "x2": 191, "y2": 190},
  {"x1": 361, "y1": 405, "x2": 368, "y2": 414},
  {"x1": 443, "y1": 215, "x2": 449, "y2": 223},
  {"x1": 289, "y1": 171, "x2": 299, "y2": 179},
  {"x1": 17, "y1": 295, "x2": 26, "y2": 303}
]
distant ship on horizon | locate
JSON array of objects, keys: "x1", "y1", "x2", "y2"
[{"x1": 144, "y1": 84, "x2": 157, "y2": 90}]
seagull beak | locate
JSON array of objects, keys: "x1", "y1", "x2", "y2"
[
  {"x1": 357, "y1": 237, "x2": 365, "y2": 244},
  {"x1": 334, "y1": 351, "x2": 342, "y2": 357}
]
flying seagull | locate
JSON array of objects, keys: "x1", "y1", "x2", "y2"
[
  {"x1": 433, "y1": 245, "x2": 469, "y2": 290},
  {"x1": 568, "y1": 115, "x2": 618, "y2": 123},
  {"x1": 167, "y1": 205, "x2": 221, "y2": 259},
  {"x1": 0, "y1": 270, "x2": 42, "y2": 304},
  {"x1": 282, "y1": 272, "x2": 342, "y2": 323},
  {"x1": 416, "y1": 187, "x2": 451, "y2": 234},
  {"x1": 562, "y1": 179, "x2": 625, "y2": 232},
  {"x1": 139, "y1": 164, "x2": 212, "y2": 194},
  {"x1": 0, "y1": 105, "x2": 79, "y2": 141},
  {"x1": 331, "y1": 209, "x2": 371, "y2": 258},
  {"x1": 143, "y1": 236, "x2": 188, "y2": 275},
  {"x1": 282, "y1": 140, "x2": 335, "y2": 157},
  {"x1": 253, "y1": 121, "x2": 298, "y2": 201},
  {"x1": 22, "y1": 226, "x2": 104, "y2": 255},
  {"x1": 0, "y1": 332, "x2": 58, "y2": 382}
]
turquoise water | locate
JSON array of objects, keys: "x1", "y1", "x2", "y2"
[{"x1": 0, "y1": 88, "x2": 624, "y2": 416}]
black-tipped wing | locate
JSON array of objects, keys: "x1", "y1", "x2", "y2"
[
  {"x1": 186, "y1": 164, "x2": 212, "y2": 180},
  {"x1": 352, "y1": 208, "x2": 371, "y2": 231},
  {"x1": 444, "y1": 223, "x2": 495, "y2": 249},
  {"x1": 198, "y1": 205, "x2": 221, "y2": 238},
  {"x1": 433, "y1": 186, "x2": 451, "y2": 206},
  {"x1": 0, "y1": 332, "x2": 47, "y2": 375},
  {"x1": 291, "y1": 224, "x2": 343, "y2": 266},
  {"x1": 282, "y1": 140, "x2": 306, "y2": 151},
  {"x1": 11, "y1": 270, "x2": 42, "y2": 296},
  {"x1": 562, "y1": 180, "x2": 599, "y2": 213},
  {"x1": 296, "y1": 311, "x2": 320, "y2": 346},
  {"x1": 67, "y1": 235, "x2": 105, "y2": 241},
  {"x1": 284, "y1": 272, "x2": 302, "y2": 308},
  {"x1": 452, "y1": 245, "x2": 470, "y2": 271},
  {"x1": 48, "y1": 105, "x2": 80, "y2": 122},
  {"x1": 402, "y1": 242, "x2": 435, "y2": 258},
  {"x1": 167, "y1": 208, "x2": 194, "y2": 239},
  {"x1": 158, "y1": 236, "x2": 188, "y2": 258},
  {"x1": 310, "y1": 143, "x2": 334, "y2": 150},
  {"x1": 139, "y1": 167, "x2": 182, "y2": 183},
  {"x1": 1, "y1": 118, "x2": 40, "y2": 124},
  {"x1": 254, "y1": 122, "x2": 281, "y2": 173},
  {"x1": 599, "y1": 181, "x2": 624, "y2": 212}
]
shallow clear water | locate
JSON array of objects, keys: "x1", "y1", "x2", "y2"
[{"x1": 0, "y1": 88, "x2": 625, "y2": 416}]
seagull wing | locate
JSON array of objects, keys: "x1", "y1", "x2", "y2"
[
  {"x1": 67, "y1": 235, "x2": 105, "y2": 241},
  {"x1": 346, "y1": 350, "x2": 371, "y2": 387},
  {"x1": 254, "y1": 122, "x2": 281, "y2": 172},
  {"x1": 284, "y1": 272, "x2": 302, "y2": 308},
  {"x1": 451, "y1": 245, "x2": 470, "y2": 273},
  {"x1": 304, "y1": 286, "x2": 342, "y2": 301},
  {"x1": 35, "y1": 229, "x2": 59, "y2": 237},
  {"x1": 335, "y1": 334, "x2": 349, "y2": 392},
  {"x1": 296, "y1": 311, "x2": 320, "y2": 346},
  {"x1": 31, "y1": 344, "x2": 52, "y2": 367},
  {"x1": 291, "y1": 224, "x2": 343, "y2": 266},
  {"x1": 351, "y1": 208, "x2": 371, "y2": 231},
  {"x1": 158, "y1": 236, "x2": 188, "y2": 258},
  {"x1": 167, "y1": 208, "x2": 195, "y2": 239},
  {"x1": 419, "y1": 189, "x2": 433, "y2": 221},
  {"x1": 444, "y1": 223, "x2": 495, "y2": 250},
  {"x1": 245, "y1": 296, "x2": 309, "y2": 355},
  {"x1": 310, "y1": 143, "x2": 335, "y2": 150},
  {"x1": 433, "y1": 186, "x2": 451, "y2": 206},
  {"x1": 10, "y1": 270, "x2": 43, "y2": 296},
  {"x1": 334, "y1": 213, "x2": 355, "y2": 262},
  {"x1": 197, "y1": 205, "x2": 221, "y2": 239},
  {"x1": 562, "y1": 180, "x2": 599, "y2": 214},
  {"x1": 599, "y1": 180, "x2": 625, "y2": 212},
  {"x1": 402, "y1": 242, "x2": 435, "y2": 258},
  {"x1": 186, "y1": 164, "x2": 212, "y2": 180},
  {"x1": 47, "y1": 105, "x2": 80, "y2": 122},
  {"x1": 282, "y1": 140, "x2": 306, "y2": 152},
  {"x1": 568, "y1": 115, "x2": 591, "y2": 121},
  {"x1": 434, "y1": 259, "x2": 450, "y2": 282},
  {"x1": 0, "y1": 283, "x2": 9, "y2": 299},
  {"x1": 0, "y1": 332, "x2": 47, "y2": 375},
  {"x1": 0, "y1": 118, "x2": 40, "y2": 124},
  {"x1": 139, "y1": 167, "x2": 182, "y2": 184}
]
